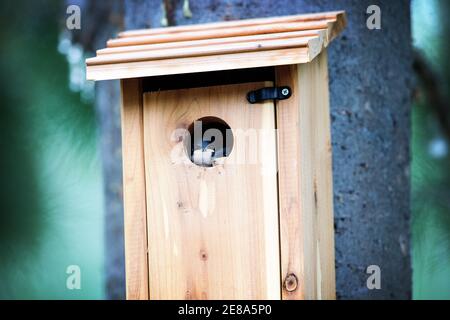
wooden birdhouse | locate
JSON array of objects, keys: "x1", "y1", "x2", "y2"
[{"x1": 86, "y1": 10, "x2": 346, "y2": 300}]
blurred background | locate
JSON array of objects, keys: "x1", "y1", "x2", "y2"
[
  {"x1": 0, "y1": 0, "x2": 448, "y2": 299},
  {"x1": 411, "y1": 0, "x2": 450, "y2": 299}
]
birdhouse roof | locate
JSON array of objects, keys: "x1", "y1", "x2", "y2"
[{"x1": 86, "y1": 11, "x2": 346, "y2": 81}]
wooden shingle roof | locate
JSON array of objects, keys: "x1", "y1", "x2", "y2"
[{"x1": 86, "y1": 11, "x2": 346, "y2": 81}]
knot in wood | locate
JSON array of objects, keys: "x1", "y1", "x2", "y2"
[{"x1": 284, "y1": 274, "x2": 298, "y2": 292}]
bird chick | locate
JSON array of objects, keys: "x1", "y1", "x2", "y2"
[{"x1": 193, "y1": 148, "x2": 215, "y2": 167}]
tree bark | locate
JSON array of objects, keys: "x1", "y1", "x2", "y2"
[
  {"x1": 97, "y1": 0, "x2": 413, "y2": 299},
  {"x1": 70, "y1": 0, "x2": 126, "y2": 300}
]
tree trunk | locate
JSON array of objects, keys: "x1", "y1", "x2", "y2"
[
  {"x1": 98, "y1": 0, "x2": 412, "y2": 299},
  {"x1": 71, "y1": 0, "x2": 126, "y2": 300}
]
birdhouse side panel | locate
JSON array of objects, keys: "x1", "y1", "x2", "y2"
[
  {"x1": 275, "y1": 51, "x2": 335, "y2": 300},
  {"x1": 120, "y1": 78, "x2": 150, "y2": 300}
]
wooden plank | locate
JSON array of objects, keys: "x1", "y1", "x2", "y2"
[
  {"x1": 275, "y1": 51, "x2": 335, "y2": 300},
  {"x1": 309, "y1": 52, "x2": 336, "y2": 299},
  {"x1": 119, "y1": 11, "x2": 345, "y2": 38},
  {"x1": 327, "y1": 11, "x2": 347, "y2": 41},
  {"x1": 88, "y1": 37, "x2": 316, "y2": 65},
  {"x1": 97, "y1": 30, "x2": 322, "y2": 56},
  {"x1": 142, "y1": 82, "x2": 280, "y2": 300},
  {"x1": 120, "y1": 79, "x2": 149, "y2": 300},
  {"x1": 108, "y1": 21, "x2": 330, "y2": 48},
  {"x1": 86, "y1": 11, "x2": 346, "y2": 82},
  {"x1": 275, "y1": 64, "x2": 305, "y2": 300},
  {"x1": 86, "y1": 47, "x2": 310, "y2": 81}
]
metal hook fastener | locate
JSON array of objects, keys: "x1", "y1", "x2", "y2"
[{"x1": 247, "y1": 86, "x2": 292, "y2": 104}]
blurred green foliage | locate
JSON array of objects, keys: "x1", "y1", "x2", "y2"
[
  {"x1": 0, "y1": 0, "x2": 104, "y2": 299},
  {"x1": 412, "y1": 0, "x2": 450, "y2": 299}
]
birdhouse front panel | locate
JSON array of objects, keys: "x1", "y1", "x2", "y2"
[
  {"x1": 143, "y1": 82, "x2": 280, "y2": 299},
  {"x1": 86, "y1": 10, "x2": 346, "y2": 300}
]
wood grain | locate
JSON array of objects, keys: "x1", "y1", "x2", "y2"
[
  {"x1": 86, "y1": 47, "x2": 310, "y2": 81},
  {"x1": 276, "y1": 52, "x2": 335, "y2": 300},
  {"x1": 118, "y1": 11, "x2": 345, "y2": 38},
  {"x1": 142, "y1": 82, "x2": 281, "y2": 300},
  {"x1": 86, "y1": 11, "x2": 346, "y2": 81},
  {"x1": 88, "y1": 37, "x2": 317, "y2": 66},
  {"x1": 97, "y1": 30, "x2": 321, "y2": 56},
  {"x1": 108, "y1": 21, "x2": 329, "y2": 48},
  {"x1": 120, "y1": 79, "x2": 149, "y2": 300}
]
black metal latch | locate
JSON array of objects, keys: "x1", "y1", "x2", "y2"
[{"x1": 247, "y1": 86, "x2": 292, "y2": 104}]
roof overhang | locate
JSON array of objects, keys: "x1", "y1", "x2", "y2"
[{"x1": 86, "y1": 11, "x2": 346, "y2": 81}]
